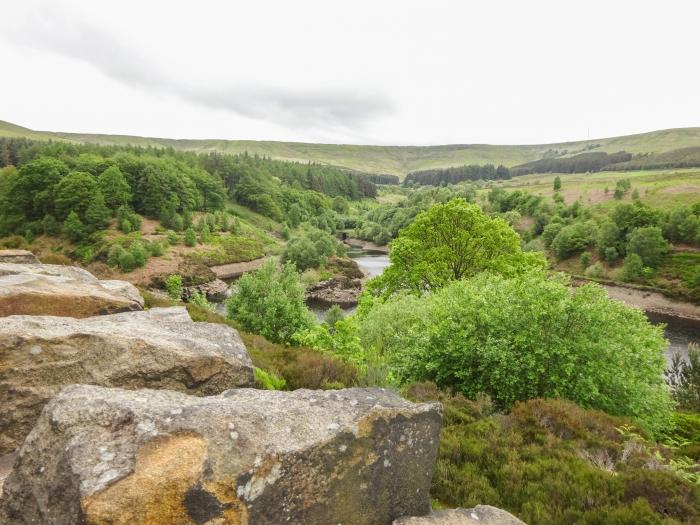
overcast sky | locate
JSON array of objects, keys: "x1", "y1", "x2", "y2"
[{"x1": 1, "y1": 0, "x2": 698, "y2": 145}]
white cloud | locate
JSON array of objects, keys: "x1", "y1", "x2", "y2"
[{"x1": 0, "y1": 0, "x2": 698, "y2": 145}]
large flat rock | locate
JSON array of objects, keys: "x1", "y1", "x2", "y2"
[
  {"x1": 0, "y1": 262, "x2": 144, "y2": 317},
  {"x1": 0, "y1": 307, "x2": 254, "y2": 454},
  {"x1": 0, "y1": 384, "x2": 442, "y2": 525},
  {"x1": 394, "y1": 506, "x2": 526, "y2": 525},
  {"x1": 0, "y1": 250, "x2": 39, "y2": 264}
]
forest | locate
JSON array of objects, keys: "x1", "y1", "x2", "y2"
[{"x1": 404, "y1": 163, "x2": 511, "y2": 186}]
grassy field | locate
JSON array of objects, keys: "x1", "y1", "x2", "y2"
[
  {"x1": 4, "y1": 119, "x2": 700, "y2": 178},
  {"x1": 482, "y1": 168, "x2": 700, "y2": 211}
]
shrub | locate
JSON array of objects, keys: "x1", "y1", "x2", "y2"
[
  {"x1": 107, "y1": 244, "x2": 125, "y2": 267},
  {"x1": 406, "y1": 389, "x2": 700, "y2": 525},
  {"x1": 184, "y1": 227, "x2": 197, "y2": 247},
  {"x1": 164, "y1": 274, "x2": 183, "y2": 301},
  {"x1": 665, "y1": 343, "x2": 700, "y2": 411},
  {"x1": 604, "y1": 246, "x2": 619, "y2": 263},
  {"x1": 621, "y1": 253, "x2": 645, "y2": 282},
  {"x1": 281, "y1": 227, "x2": 341, "y2": 271},
  {"x1": 116, "y1": 250, "x2": 136, "y2": 272},
  {"x1": 226, "y1": 261, "x2": 314, "y2": 344},
  {"x1": 627, "y1": 226, "x2": 669, "y2": 268},
  {"x1": 62, "y1": 211, "x2": 87, "y2": 243},
  {"x1": 39, "y1": 252, "x2": 72, "y2": 265},
  {"x1": 254, "y1": 367, "x2": 287, "y2": 390},
  {"x1": 75, "y1": 246, "x2": 94, "y2": 265},
  {"x1": 166, "y1": 230, "x2": 179, "y2": 245},
  {"x1": 129, "y1": 241, "x2": 148, "y2": 268},
  {"x1": 360, "y1": 271, "x2": 672, "y2": 433},
  {"x1": 585, "y1": 262, "x2": 605, "y2": 278},
  {"x1": 147, "y1": 241, "x2": 164, "y2": 257},
  {"x1": 580, "y1": 251, "x2": 592, "y2": 268},
  {"x1": 187, "y1": 290, "x2": 213, "y2": 311},
  {"x1": 550, "y1": 221, "x2": 597, "y2": 260}
]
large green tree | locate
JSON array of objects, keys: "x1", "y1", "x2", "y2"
[
  {"x1": 226, "y1": 261, "x2": 314, "y2": 344},
  {"x1": 54, "y1": 171, "x2": 99, "y2": 220},
  {"x1": 359, "y1": 271, "x2": 672, "y2": 434},
  {"x1": 370, "y1": 198, "x2": 546, "y2": 296},
  {"x1": 627, "y1": 226, "x2": 669, "y2": 267},
  {"x1": 97, "y1": 166, "x2": 132, "y2": 210}
]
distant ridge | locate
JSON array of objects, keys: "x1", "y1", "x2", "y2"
[{"x1": 2, "y1": 119, "x2": 700, "y2": 178}]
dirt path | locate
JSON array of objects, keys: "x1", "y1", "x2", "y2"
[{"x1": 210, "y1": 256, "x2": 273, "y2": 280}]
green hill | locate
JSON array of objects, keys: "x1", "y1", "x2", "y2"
[{"x1": 2, "y1": 119, "x2": 700, "y2": 178}]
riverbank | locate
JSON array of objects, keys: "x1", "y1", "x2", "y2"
[
  {"x1": 572, "y1": 279, "x2": 700, "y2": 322},
  {"x1": 343, "y1": 237, "x2": 389, "y2": 254}
]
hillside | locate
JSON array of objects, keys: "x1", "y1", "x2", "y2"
[{"x1": 2, "y1": 119, "x2": 700, "y2": 178}]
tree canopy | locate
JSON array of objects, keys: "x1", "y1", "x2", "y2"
[{"x1": 370, "y1": 198, "x2": 546, "y2": 296}]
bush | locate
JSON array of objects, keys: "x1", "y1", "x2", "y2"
[
  {"x1": 164, "y1": 274, "x2": 183, "y2": 301},
  {"x1": 585, "y1": 262, "x2": 605, "y2": 278},
  {"x1": 406, "y1": 389, "x2": 700, "y2": 525},
  {"x1": 116, "y1": 250, "x2": 136, "y2": 272},
  {"x1": 621, "y1": 253, "x2": 645, "y2": 282},
  {"x1": 166, "y1": 230, "x2": 179, "y2": 245},
  {"x1": 550, "y1": 221, "x2": 597, "y2": 259},
  {"x1": 129, "y1": 241, "x2": 148, "y2": 268},
  {"x1": 604, "y1": 246, "x2": 619, "y2": 263},
  {"x1": 62, "y1": 211, "x2": 87, "y2": 243},
  {"x1": 226, "y1": 261, "x2": 314, "y2": 344},
  {"x1": 187, "y1": 290, "x2": 213, "y2": 311},
  {"x1": 147, "y1": 241, "x2": 164, "y2": 257},
  {"x1": 580, "y1": 251, "x2": 591, "y2": 268},
  {"x1": 360, "y1": 271, "x2": 672, "y2": 433},
  {"x1": 281, "y1": 227, "x2": 341, "y2": 271},
  {"x1": 184, "y1": 227, "x2": 197, "y2": 247},
  {"x1": 665, "y1": 343, "x2": 700, "y2": 411},
  {"x1": 627, "y1": 226, "x2": 669, "y2": 268},
  {"x1": 254, "y1": 367, "x2": 287, "y2": 390}
]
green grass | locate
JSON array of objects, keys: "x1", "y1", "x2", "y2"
[
  {"x1": 4, "y1": 119, "x2": 700, "y2": 178},
  {"x1": 481, "y1": 168, "x2": 700, "y2": 211}
]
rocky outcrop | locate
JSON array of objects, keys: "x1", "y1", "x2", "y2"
[
  {"x1": 183, "y1": 278, "x2": 230, "y2": 302},
  {"x1": 0, "y1": 250, "x2": 39, "y2": 264},
  {"x1": 0, "y1": 307, "x2": 254, "y2": 454},
  {"x1": 0, "y1": 384, "x2": 442, "y2": 525},
  {"x1": 394, "y1": 506, "x2": 526, "y2": 525},
  {"x1": 0, "y1": 262, "x2": 144, "y2": 317},
  {"x1": 211, "y1": 257, "x2": 271, "y2": 280},
  {"x1": 306, "y1": 276, "x2": 362, "y2": 307}
]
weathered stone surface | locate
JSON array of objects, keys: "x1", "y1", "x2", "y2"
[
  {"x1": 394, "y1": 506, "x2": 527, "y2": 525},
  {"x1": 0, "y1": 250, "x2": 39, "y2": 264},
  {"x1": 183, "y1": 278, "x2": 230, "y2": 302},
  {"x1": 0, "y1": 262, "x2": 144, "y2": 317},
  {"x1": 0, "y1": 307, "x2": 254, "y2": 454},
  {"x1": 0, "y1": 384, "x2": 442, "y2": 525},
  {"x1": 305, "y1": 276, "x2": 362, "y2": 307}
]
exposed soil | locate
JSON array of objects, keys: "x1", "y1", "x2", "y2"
[{"x1": 596, "y1": 282, "x2": 700, "y2": 321}]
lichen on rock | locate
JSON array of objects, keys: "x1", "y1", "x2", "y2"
[{"x1": 0, "y1": 384, "x2": 442, "y2": 525}]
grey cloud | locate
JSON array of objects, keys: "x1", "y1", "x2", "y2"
[{"x1": 4, "y1": 5, "x2": 394, "y2": 133}]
